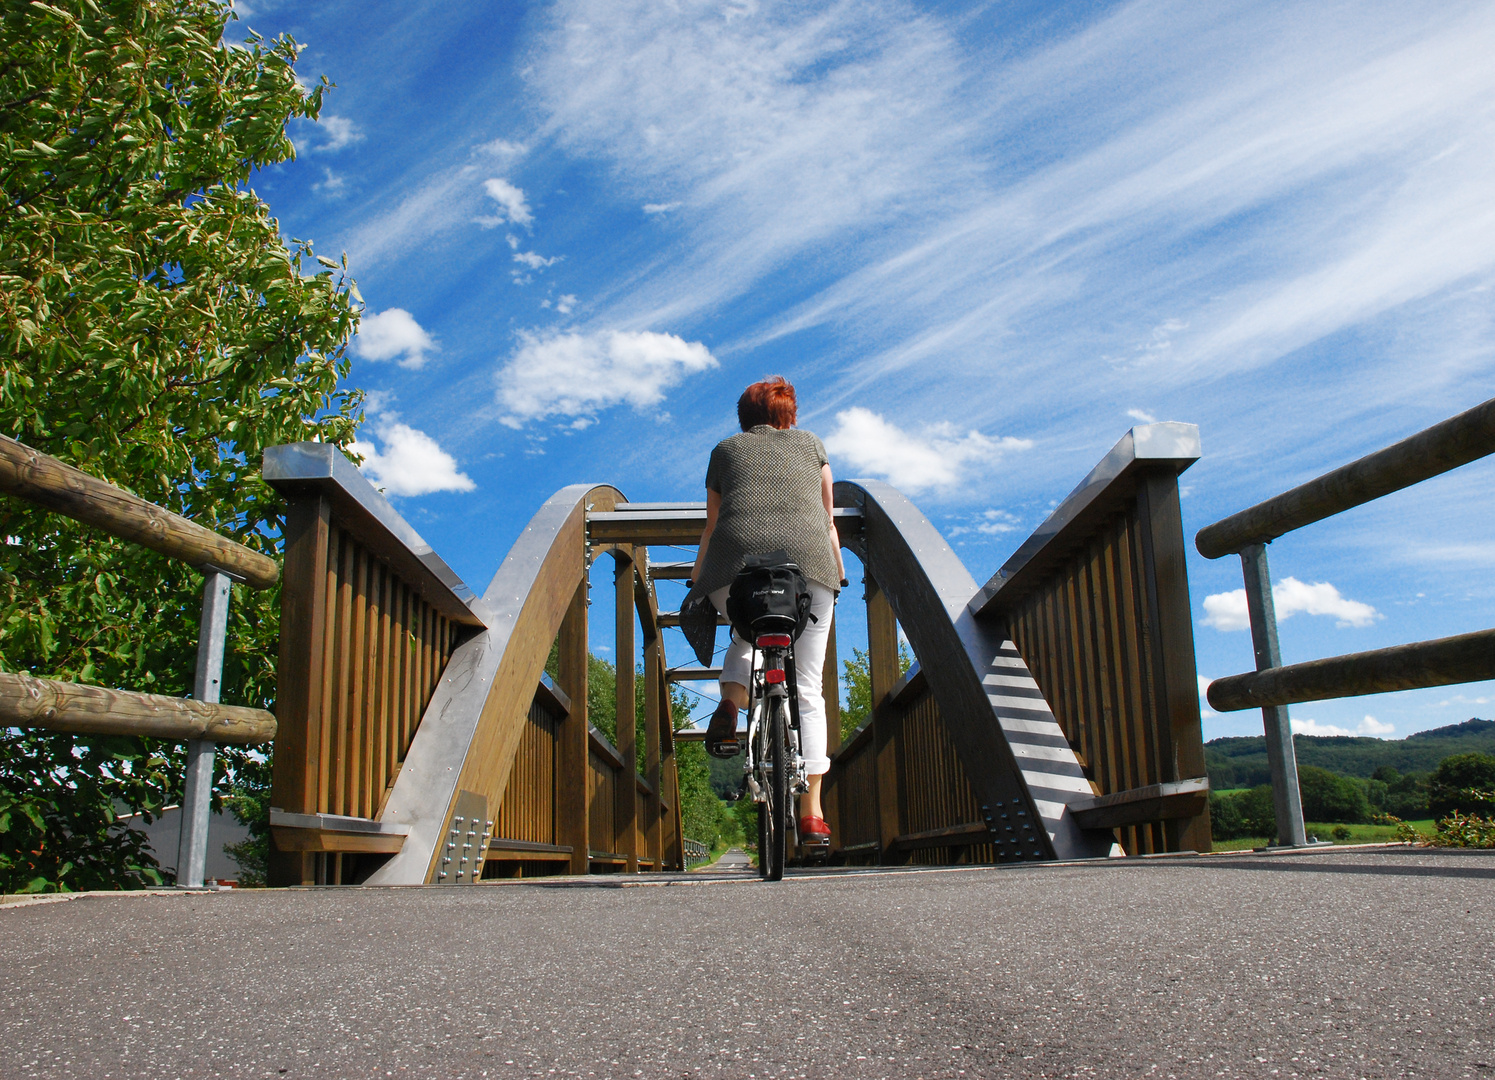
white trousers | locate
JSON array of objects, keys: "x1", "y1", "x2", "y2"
[{"x1": 709, "y1": 581, "x2": 837, "y2": 775}]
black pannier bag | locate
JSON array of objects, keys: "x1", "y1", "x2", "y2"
[{"x1": 726, "y1": 549, "x2": 813, "y2": 642}]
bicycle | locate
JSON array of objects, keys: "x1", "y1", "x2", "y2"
[{"x1": 741, "y1": 626, "x2": 809, "y2": 881}]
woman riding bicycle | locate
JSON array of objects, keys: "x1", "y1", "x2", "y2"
[{"x1": 687, "y1": 376, "x2": 846, "y2": 845}]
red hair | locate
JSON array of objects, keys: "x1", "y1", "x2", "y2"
[{"x1": 737, "y1": 376, "x2": 797, "y2": 431}]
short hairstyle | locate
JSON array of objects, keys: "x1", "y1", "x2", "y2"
[{"x1": 737, "y1": 376, "x2": 797, "y2": 431}]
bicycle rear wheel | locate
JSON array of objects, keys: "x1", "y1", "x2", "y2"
[{"x1": 765, "y1": 696, "x2": 788, "y2": 881}]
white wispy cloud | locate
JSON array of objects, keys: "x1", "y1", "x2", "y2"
[
  {"x1": 643, "y1": 202, "x2": 681, "y2": 214},
  {"x1": 351, "y1": 418, "x2": 475, "y2": 497},
  {"x1": 495, "y1": 329, "x2": 717, "y2": 427},
  {"x1": 479, "y1": 138, "x2": 528, "y2": 159},
  {"x1": 555, "y1": 294, "x2": 576, "y2": 315},
  {"x1": 352, "y1": 308, "x2": 436, "y2": 369},
  {"x1": 527, "y1": 0, "x2": 972, "y2": 326},
  {"x1": 1202, "y1": 577, "x2": 1380, "y2": 632},
  {"x1": 823, "y1": 408, "x2": 1031, "y2": 495},
  {"x1": 311, "y1": 167, "x2": 345, "y2": 196},
  {"x1": 1126, "y1": 408, "x2": 1157, "y2": 423},
  {"x1": 483, "y1": 178, "x2": 533, "y2": 227}
]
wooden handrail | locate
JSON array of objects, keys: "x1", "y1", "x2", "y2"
[
  {"x1": 0, "y1": 671, "x2": 276, "y2": 743},
  {"x1": 0, "y1": 435, "x2": 279, "y2": 589},
  {"x1": 969, "y1": 423, "x2": 1200, "y2": 617},
  {"x1": 1206, "y1": 628, "x2": 1495, "y2": 712},
  {"x1": 1196, "y1": 396, "x2": 1495, "y2": 559}
]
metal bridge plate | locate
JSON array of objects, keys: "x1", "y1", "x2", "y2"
[{"x1": 438, "y1": 790, "x2": 491, "y2": 884}]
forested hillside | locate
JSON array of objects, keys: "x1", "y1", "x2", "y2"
[{"x1": 1206, "y1": 718, "x2": 1495, "y2": 788}]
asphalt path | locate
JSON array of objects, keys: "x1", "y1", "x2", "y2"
[{"x1": 2, "y1": 847, "x2": 1491, "y2": 1079}]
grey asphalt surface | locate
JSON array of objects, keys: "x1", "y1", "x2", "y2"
[{"x1": 2, "y1": 847, "x2": 1491, "y2": 1079}]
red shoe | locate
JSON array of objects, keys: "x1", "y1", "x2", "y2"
[
  {"x1": 799, "y1": 815, "x2": 831, "y2": 842},
  {"x1": 704, "y1": 699, "x2": 740, "y2": 759}
]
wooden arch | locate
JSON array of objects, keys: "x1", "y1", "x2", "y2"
[
  {"x1": 366, "y1": 483, "x2": 678, "y2": 884},
  {"x1": 834, "y1": 480, "x2": 1112, "y2": 861}
]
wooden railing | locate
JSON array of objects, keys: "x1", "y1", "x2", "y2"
[
  {"x1": 1196, "y1": 395, "x2": 1495, "y2": 847},
  {"x1": 830, "y1": 668, "x2": 998, "y2": 863},
  {"x1": 295, "y1": 518, "x2": 459, "y2": 820},
  {"x1": 264, "y1": 443, "x2": 485, "y2": 885},
  {"x1": 0, "y1": 434, "x2": 278, "y2": 887},
  {"x1": 970, "y1": 424, "x2": 1210, "y2": 854}
]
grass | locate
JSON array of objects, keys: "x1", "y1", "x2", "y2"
[{"x1": 1210, "y1": 819, "x2": 1436, "y2": 852}]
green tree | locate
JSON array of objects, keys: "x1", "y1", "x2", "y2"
[
  {"x1": 839, "y1": 643, "x2": 911, "y2": 743},
  {"x1": 1428, "y1": 752, "x2": 1495, "y2": 819},
  {"x1": 1297, "y1": 765, "x2": 1370, "y2": 824},
  {"x1": 0, "y1": 0, "x2": 361, "y2": 892}
]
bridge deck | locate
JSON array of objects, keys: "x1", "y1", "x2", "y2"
[{"x1": 3, "y1": 847, "x2": 1490, "y2": 1078}]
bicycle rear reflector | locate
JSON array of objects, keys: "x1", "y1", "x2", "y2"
[
  {"x1": 764, "y1": 669, "x2": 787, "y2": 684},
  {"x1": 755, "y1": 634, "x2": 793, "y2": 648}
]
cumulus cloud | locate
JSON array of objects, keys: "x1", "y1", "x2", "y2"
[
  {"x1": 1201, "y1": 577, "x2": 1380, "y2": 631},
  {"x1": 352, "y1": 309, "x2": 437, "y2": 369},
  {"x1": 1290, "y1": 715, "x2": 1395, "y2": 738},
  {"x1": 312, "y1": 115, "x2": 364, "y2": 152},
  {"x1": 556, "y1": 294, "x2": 577, "y2": 314},
  {"x1": 1291, "y1": 717, "x2": 1353, "y2": 737},
  {"x1": 495, "y1": 329, "x2": 717, "y2": 427},
  {"x1": 1127, "y1": 408, "x2": 1157, "y2": 423},
  {"x1": 350, "y1": 420, "x2": 475, "y2": 497},
  {"x1": 483, "y1": 178, "x2": 533, "y2": 227},
  {"x1": 823, "y1": 408, "x2": 1032, "y2": 494},
  {"x1": 513, "y1": 251, "x2": 560, "y2": 270}
]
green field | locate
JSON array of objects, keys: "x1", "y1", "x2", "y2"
[{"x1": 1208, "y1": 820, "x2": 1435, "y2": 852}]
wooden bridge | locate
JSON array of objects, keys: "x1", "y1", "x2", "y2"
[
  {"x1": 251, "y1": 420, "x2": 1212, "y2": 885},
  {"x1": 10, "y1": 397, "x2": 1495, "y2": 886}
]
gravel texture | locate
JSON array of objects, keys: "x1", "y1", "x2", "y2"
[{"x1": 2, "y1": 848, "x2": 1491, "y2": 1079}]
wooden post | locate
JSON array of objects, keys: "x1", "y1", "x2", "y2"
[
  {"x1": 557, "y1": 577, "x2": 590, "y2": 874},
  {"x1": 614, "y1": 549, "x2": 639, "y2": 872},
  {"x1": 866, "y1": 576, "x2": 902, "y2": 860},
  {"x1": 270, "y1": 494, "x2": 331, "y2": 887},
  {"x1": 1137, "y1": 473, "x2": 1212, "y2": 853},
  {"x1": 662, "y1": 687, "x2": 682, "y2": 871},
  {"x1": 643, "y1": 634, "x2": 663, "y2": 870},
  {"x1": 821, "y1": 609, "x2": 841, "y2": 842}
]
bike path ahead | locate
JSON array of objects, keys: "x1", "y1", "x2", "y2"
[{"x1": 2, "y1": 848, "x2": 1491, "y2": 1079}]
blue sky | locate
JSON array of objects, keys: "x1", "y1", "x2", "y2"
[{"x1": 234, "y1": 0, "x2": 1495, "y2": 739}]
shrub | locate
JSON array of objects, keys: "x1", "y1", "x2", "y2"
[{"x1": 1428, "y1": 811, "x2": 1495, "y2": 849}]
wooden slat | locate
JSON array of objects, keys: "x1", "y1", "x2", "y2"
[
  {"x1": 615, "y1": 550, "x2": 639, "y2": 873},
  {"x1": 330, "y1": 535, "x2": 355, "y2": 817},
  {"x1": 267, "y1": 494, "x2": 330, "y2": 891},
  {"x1": 867, "y1": 576, "x2": 902, "y2": 857},
  {"x1": 557, "y1": 579, "x2": 590, "y2": 874}
]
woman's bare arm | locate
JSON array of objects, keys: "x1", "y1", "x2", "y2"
[
  {"x1": 690, "y1": 488, "x2": 722, "y2": 585},
  {"x1": 821, "y1": 464, "x2": 846, "y2": 583}
]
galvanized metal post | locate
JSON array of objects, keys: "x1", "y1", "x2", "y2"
[
  {"x1": 1238, "y1": 544, "x2": 1307, "y2": 847},
  {"x1": 177, "y1": 571, "x2": 232, "y2": 888}
]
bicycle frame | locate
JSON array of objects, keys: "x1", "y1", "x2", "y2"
[{"x1": 743, "y1": 632, "x2": 810, "y2": 804}]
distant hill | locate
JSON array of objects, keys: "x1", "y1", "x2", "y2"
[{"x1": 1206, "y1": 718, "x2": 1495, "y2": 788}]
